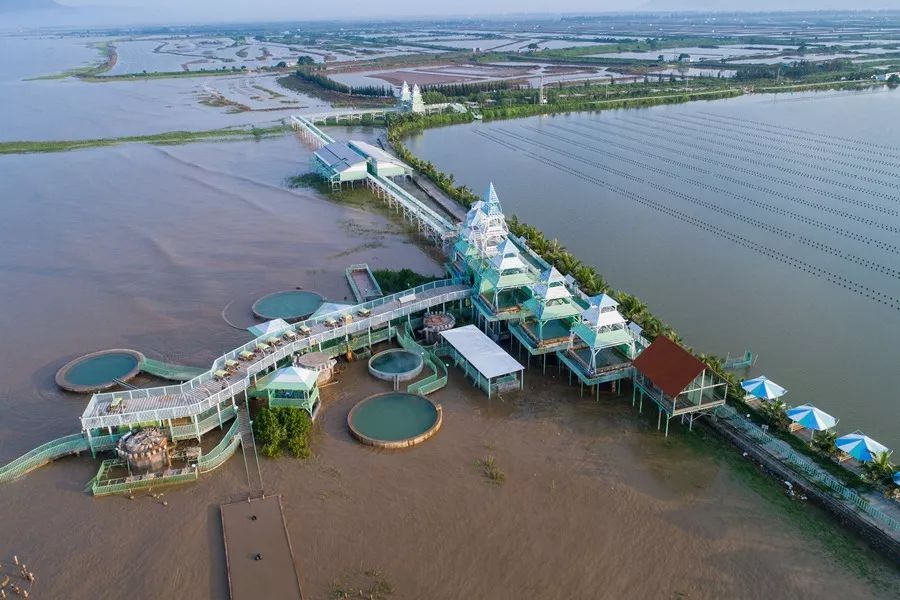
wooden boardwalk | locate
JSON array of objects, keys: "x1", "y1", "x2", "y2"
[{"x1": 221, "y1": 495, "x2": 303, "y2": 600}]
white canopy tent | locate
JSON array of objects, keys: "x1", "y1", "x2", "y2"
[{"x1": 440, "y1": 325, "x2": 524, "y2": 397}]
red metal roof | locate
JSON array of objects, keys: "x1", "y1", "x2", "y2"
[{"x1": 632, "y1": 336, "x2": 706, "y2": 398}]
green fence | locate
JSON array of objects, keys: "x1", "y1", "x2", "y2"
[
  {"x1": 0, "y1": 433, "x2": 89, "y2": 483},
  {"x1": 91, "y1": 459, "x2": 199, "y2": 496},
  {"x1": 140, "y1": 358, "x2": 207, "y2": 381},
  {"x1": 397, "y1": 323, "x2": 448, "y2": 396},
  {"x1": 715, "y1": 405, "x2": 900, "y2": 533},
  {"x1": 198, "y1": 420, "x2": 242, "y2": 473}
]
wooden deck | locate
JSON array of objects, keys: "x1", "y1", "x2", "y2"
[{"x1": 221, "y1": 495, "x2": 303, "y2": 600}]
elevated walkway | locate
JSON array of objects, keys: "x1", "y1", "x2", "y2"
[
  {"x1": 141, "y1": 358, "x2": 207, "y2": 382},
  {"x1": 290, "y1": 114, "x2": 334, "y2": 149},
  {"x1": 82, "y1": 279, "x2": 472, "y2": 431},
  {"x1": 0, "y1": 433, "x2": 89, "y2": 483},
  {"x1": 366, "y1": 173, "x2": 457, "y2": 244},
  {"x1": 396, "y1": 323, "x2": 448, "y2": 396}
]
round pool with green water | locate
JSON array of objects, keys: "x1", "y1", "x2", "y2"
[
  {"x1": 368, "y1": 348, "x2": 424, "y2": 382},
  {"x1": 348, "y1": 392, "x2": 442, "y2": 449},
  {"x1": 56, "y1": 349, "x2": 144, "y2": 393},
  {"x1": 252, "y1": 290, "x2": 324, "y2": 321}
]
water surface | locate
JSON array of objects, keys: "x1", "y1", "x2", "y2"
[{"x1": 408, "y1": 88, "x2": 900, "y2": 449}]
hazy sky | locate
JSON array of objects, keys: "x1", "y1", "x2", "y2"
[{"x1": 54, "y1": 0, "x2": 900, "y2": 22}]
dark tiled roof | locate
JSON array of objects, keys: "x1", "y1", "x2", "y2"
[{"x1": 632, "y1": 336, "x2": 705, "y2": 397}]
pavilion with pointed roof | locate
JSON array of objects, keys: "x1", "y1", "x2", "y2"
[
  {"x1": 631, "y1": 335, "x2": 727, "y2": 436},
  {"x1": 472, "y1": 238, "x2": 537, "y2": 329},
  {"x1": 254, "y1": 366, "x2": 321, "y2": 417},
  {"x1": 509, "y1": 267, "x2": 583, "y2": 368},
  {"x1": 556, "y1": 294, "x2": 641, "y2": 395}
]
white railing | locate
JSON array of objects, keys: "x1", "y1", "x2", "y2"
[
  {"x1": 82, "y1": 279, "x2": 471, "y2": 429},
  {"x1": 371, "y1": 174, "x2": 455, "y2": 233}
]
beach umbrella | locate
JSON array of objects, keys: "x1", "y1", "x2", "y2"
[
  {"x1": 741, "y1": 375, "x2": 787, "y2": 401},
  {"x1": 893, "y1": 472, "x2": 900, "y2": 486},
  {"x1": 835, "y1": 433, "x2": 890, "y2": 462},
  {"x1": 786, "y1": 405, "x2": 837, "y2": 433}
]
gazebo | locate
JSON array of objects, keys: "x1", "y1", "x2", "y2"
[
  {"x1": 510, "y1": 267, "x2": 582, "y2": 370},
  {"x1": 255, "y1": 366, "x2": 320, "y2": 417},
  {"x1": 632, "y1": 335, "x2": 727, "y2": 436},
  {"x1": 474, "y1": 238, "x2": 536, "y2": 322},
  {"x1": 557, "y1": 294, "x2": 637, "y2": 395}
]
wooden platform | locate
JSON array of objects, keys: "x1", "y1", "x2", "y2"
[{"x1": 221, "y1": 495, "x2": 303, "y2": 600}]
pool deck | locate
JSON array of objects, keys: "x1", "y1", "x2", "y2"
[{"x1": 221, "y1": 495, "x2": 303, "y2": 600}]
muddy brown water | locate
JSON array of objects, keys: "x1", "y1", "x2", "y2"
[{"x1": 0, "y1": 38, "x2": 898, "y2": 595}]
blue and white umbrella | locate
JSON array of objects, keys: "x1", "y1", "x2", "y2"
[
  {"x1": 893, "y1": 472, "x2": 900, "y2": 486},
  {"x1": 835, "y1": 433, "x2": 890, "y2": 462},
  {"x1": 741, "y1": 375, "x2": 787, "y2": 401},
  {"x1": 786, "y1": 405, "x2": 837, "y2": 432}
]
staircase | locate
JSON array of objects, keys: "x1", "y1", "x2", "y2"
[{"x1": 236, "y1": 400, "x2": 264, "y2": 498}]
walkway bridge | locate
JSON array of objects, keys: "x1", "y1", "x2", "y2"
[
  {"x1": 80, "y1": 279, "x2": 472, "y2": 433},
  {"x1": 0, "y1": 433, "x2": 90, "y2": 483},
  {"x1": 365, "y1": 173, "x2": 457, "y2": 245},
  {"x1": 291, "y1": 114, "x2": 458, "y2": 246},
  {"x1": 141, "y1": 358, "x2": 207, "y2": 382},
  {"x1": 301, "y1": 108, "x2": 397, "y2": 126}
]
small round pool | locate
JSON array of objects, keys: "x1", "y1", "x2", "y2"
[
  {"x1": 348, "y1": 392, "x2": 442, "y2": 449},
  {"x1": 252, "y1": 290, "x2": 324, "y2": 321},
  {"x1": 56, "y1": 349, "x2": 145, "y2": 393},
  {"x1": 368, "y1": 349, "x2": 424, "y2": 382}
]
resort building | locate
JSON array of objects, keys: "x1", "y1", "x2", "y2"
[
  {"x1": 557, "y1": 293, "x2": 640, "y2": 393},
  {"x1": 347, "y1": 140, "x2": 412, "y2": 180},
  {"x1": 509, "y1": 266, "x2": 582, "y2": 368},
  {"x1": 472, "y1": 238, "x2": 537, "y2": 333},
  {"x1": 440, "y1": 325, "x2": 524, "y2": 398},
  {"x1": 312, "y1": 142, "x2": 369, "y2": 189},
  {"x1": 631, "y1": 335, "x2": 728, "y2": 435}
]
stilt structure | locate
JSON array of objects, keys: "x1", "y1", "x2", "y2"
[
  {"x1": 557, "y1": 294, "x2": 639, "y2": 396},
  {"x1": 631, "y1": 335, "x2": 728, "y2": 436},
  {"x1": 509, "y1": 267, "x2": 581, "y2": 372}
]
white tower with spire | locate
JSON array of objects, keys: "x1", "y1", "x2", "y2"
[{"x1": 411, "y1": 83, "x2": 425, "y2": 113}]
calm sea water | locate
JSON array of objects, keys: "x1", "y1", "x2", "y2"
[{"x1": 408, "y1": 88, "x2": 900, "y2": 449}]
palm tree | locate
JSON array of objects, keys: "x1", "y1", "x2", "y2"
[
  {"x1": 546, "y1": 238, "x2": 564, "y2": 259},
  {"x1": 863, "y1": 451, "x2": 895, "y2": 484},
  {"x1": 555, "y1": 252, "x2": 581, "y2": 276},
  {"x1": 761, "y1": 399, "x2": 789, "y2": 431},
  {"x1": 812, "y1": 430, "x2": 838, "y2": 456}
]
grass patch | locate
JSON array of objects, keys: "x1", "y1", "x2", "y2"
[
  {"x1": 0, "y1": 124, "x2": 290, "y2": 155},
  {"x1": 677, "y1": 426, "x2": 897, "y2": 589},
  {"x1": 197, "y1": 91, "x2": 251, "y2": 113},
  {"x1": 476, "y1": 455, "x2": 506, "y2": 485},
  {"x1": 286, "y1": 172, "x2": 328, "y2": 191},
  {"x1": 276, "y1": 74, "x2": 395, "y2": 108},
  {"x1": 27, "y1": 41, "x2": 116, "y2": 80},
  {"x1": 330, "y1": 568, "x2": 393, "y2": 599}
]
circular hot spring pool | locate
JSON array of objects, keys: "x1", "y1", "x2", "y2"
[
  {"x1": 55, "y1": 349, "x2": 145, "y2": 393},
  {"x1": 251, "y1": 290, "x2": 324, "y2": 321},
  {"x1": 348, "y1": 392, "x2": 442, "y2": 449},
  {"x1": 368, "y1": 349, "x2": 424, "y2": 382}
]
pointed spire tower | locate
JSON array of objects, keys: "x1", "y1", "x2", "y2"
[
  {"x1": 411, "y1": 83, "x2": 425, "y2": 113},
  {"x1": 474, "y1": 182, "x2": 509, "y2": 257},
  {"x1": 570, "y1": 293, "x2": 637, "y2": 370},
  {"x1": 521, "y1": 266, "x2": 581, "y2": 345},
  {"x1": 478, "y1": 237, "x2": 535, "y2": 312}
]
